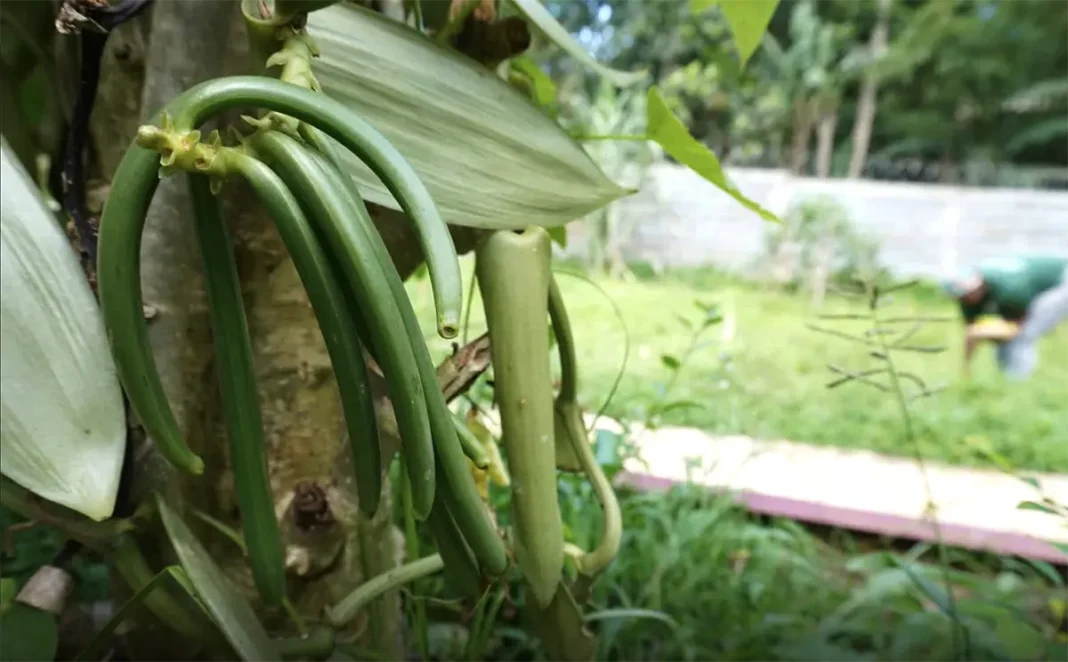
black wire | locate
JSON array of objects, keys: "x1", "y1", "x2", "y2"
[
  {"x1": 51, "y1": 539, "x2": 83, "y2": 569},
  {"x1": 60, "y1": 0, "x2": 153, "y2": 274},
  {"x1": 62, "y1": 30, "x2": 106, "y2": 269}
]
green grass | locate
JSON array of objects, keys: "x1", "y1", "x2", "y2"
[
  {"x1": 407, "y1": 257, "x2": 1068, "y2": 473},
  {"x1": 557, "y1": 483, "x2": 1065, "y2": 662},
  {"x1": 404, "y1": 473, "x2": 1067, "y2": 662}
]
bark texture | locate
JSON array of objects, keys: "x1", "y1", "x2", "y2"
[
  {"x1": 814, "y1": 107, "x2": 838, "y2": 178},
  {"x1": 788, "y1": 98, "x2": 814, "y2": 176},
  {"x1": 88, "y1": 3, "x2": 487, "y2": 657},
  {"x1": 846, "y1": 0, "x2": 892, "y2": 179}
]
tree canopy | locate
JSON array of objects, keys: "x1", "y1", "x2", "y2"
[{"x1": 540, "y1": 0, "x2": 1068, "y2": 187}]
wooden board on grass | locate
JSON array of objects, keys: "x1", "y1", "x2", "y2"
[{"x1": 606, "y1": 423, "x2": 1068, "y2": 564}]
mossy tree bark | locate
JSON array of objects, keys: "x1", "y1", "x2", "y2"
[{"x1": 86, "y1": 3, "x2": 486, "y2": 657}]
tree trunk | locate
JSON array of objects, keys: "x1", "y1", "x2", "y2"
[
  {"x1": 788, "y1": 98, "x2": 815, "y2": 176},
  {"x1": 846, "y1": 0, "x2": 892, "y2": 179},
  {"x1": 814, "y1": 107, "x2": 838, "y2": 178},
  {"x1": 88, "y1": 4, "x2": 484, "y2": 658}
]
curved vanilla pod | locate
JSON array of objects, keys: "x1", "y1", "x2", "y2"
[
  {"x1": 425, "y1": 497, "x2": 482, "y2": 598},
  {"x1": 294, "y1": 123, "x2": 385, "y2": 356},
  {"x1": 223, "y1": 148, "x2": 382, "y2": 517},
  {"x1": 566, "y1": 423, "x2": 621, "y2": 605},
  {"x1": 187, "y1": 174, "x2": 285, "y2": 607},
  {"x1": 476, "y1": 227, "x2": 563, "y2": 608},
  {"x1": 546, "y1": 275, "x2": 621, "y2": 602},
  {"x1": 246, "y1": 130, "x2": 436, "y2": 520},
  {"x1": 297, "y1": 143, "x2": 508, "y2": 577},
  {"x1": 96, "y1": 79, "x2": 460, "y2": 478},
  {"x1": 548, "y1": 276, "x2": 583, "y2": 472},
  {"x1": 94, "y1": 145, "x2": 204, "y2": 475},
  {"x1": 166, "y1": 77, "x2": 461, "y2": 339}
]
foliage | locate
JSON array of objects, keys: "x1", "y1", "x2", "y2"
[
  {"x1": 761, "y1": 195, "x2": 883, "y2": 291},
  {"x1": 1, "y1": 1, "x2": 1064, "y2": 661},
  {"x1": 561, "y1": 81, "x2": 654, "y2": 275},
  {"x1": 408, "y1": 274, "x2": 1066, "y2": 661},
  {"x1": 542, "y1": 0, "x2": 1068, "y2": 185},
  {"x1": 1, "y1": 139, "x2": 127, "y2": 522},
  {"x1": 309, "y1": 4, "x2": 632, "y2": 231}
]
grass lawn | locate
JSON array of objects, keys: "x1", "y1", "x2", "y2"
[{"x1": 408, "y1": 256, "x2": 1067, "y2": 473}]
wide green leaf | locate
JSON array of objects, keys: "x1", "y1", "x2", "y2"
[
  {"x1": 645, "y1": 87, "x2": 778, "y2": 223},
  {"x1": 508, "y1": 0, "x2": 647, "y2": 87},
  {"x1": 156, "y1": 496, "x2": 280, "y2": 662},
  {"x1": 308, "y1": 3, "x2": 632, "y2": 230},
  {"x1": 0, "y1": 137, "x2": 126, "y2": 522}
]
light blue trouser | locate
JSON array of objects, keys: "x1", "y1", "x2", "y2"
[{"x1": 995, "y1": 265, "x2": 1068, "y2": 379}]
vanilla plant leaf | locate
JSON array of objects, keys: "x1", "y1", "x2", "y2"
[
  {"x1": 308, "y1": 3, "x2": 633, "y2": 230},
  {"x1": 508, "y1": 0, "x2": 647, "y2": 87},
  {"x1": 157, "y1": 497, "x2": 279, "y2": 662},
  {"x1": 0, "y1": 137, "x2": 126, "y2": 522}
]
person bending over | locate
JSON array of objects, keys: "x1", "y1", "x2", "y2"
[{"x1": 942, "y1": 254, "x2": 1068, "y2": 379}]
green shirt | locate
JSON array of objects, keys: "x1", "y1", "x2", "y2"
[{"x1": 961, "y1": 255, "x2": 1068, "y2": 323}]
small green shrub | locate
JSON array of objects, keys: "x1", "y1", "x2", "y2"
[{"x1": 762, "y1": 195, "x2": 884, "y2": 294}]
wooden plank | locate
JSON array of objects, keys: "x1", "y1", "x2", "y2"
[{"x1": 612, "y1": 425, "x2": 1068, "y2": 564}]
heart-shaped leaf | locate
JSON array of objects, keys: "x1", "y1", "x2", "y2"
[
  {"x1": 508, "y1": 0, "x2": 647, "y2": 87},
  {"x1": 645, "y1": 87, "x2": 779, "y2": 223},
  {"x1": 718, "y1": 0, "x2": 781, "y2": 68},
  {"x1": 156, "y1": 496, "x2": 280, "y2": 662},
  {"x1": 0, "y1": 137, "x2": 126, "y2": 522},
  {"x1": 308, "y1": 3, "x2": 632, "y2": 230},
  {"x1": 687, "y1": 0, "x2": 781, "y2": 66}
]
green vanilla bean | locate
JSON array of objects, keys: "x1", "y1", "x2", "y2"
[
  {"x1": 94, "y1": 142, "x2": 205, "y2": 475},
  {"x1": 188, "y1": 173, "x2": 285, "y2": 607},
  {"x1": 560, "y1": 408, "x2": 621, "y2": 603},
  {"x1": 295, "y1": 123, "x2": 385, "y2": 357},
  {"x1": 549, "y1": 277, "x2": 578, "y2": 403},
  {"x1": 549, "y1": 276, "x2": 583, "y2": 471},
  {"x1": 290, "y1": 142, "x2": 510, "y2": 576},
  {"x1": 97, "y1": 77, "x2": 460, "y2": 477},
  {"x1": 224, "y1": 149, "x2": 383, "y2": 517},
  {"x1": 476, "y1": 227, "x2": 563, "y2": 609},
  {"x1": 424, "y1": 496, "x2": 482, "y2": 599},
  {"x1": 546, "y1": 276, "x2": 621, "y2": 601},
  {"x1": 297, "y1": 143, "x2": 509, "y2": 578},
  {"x1": 167, "y1": 77, "x2": 460, "y2": 338},
  {"x1": 246, "y1": 130, "x2": 436, "y2": 520}
]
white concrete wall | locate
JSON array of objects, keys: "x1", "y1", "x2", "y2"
[{"x1": 562, "y1": 163, "x2": 1068, "y2": 280}]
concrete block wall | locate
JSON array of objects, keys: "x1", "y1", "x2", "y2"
[{"x1": 561, "y1": 163, "x2": 1068, "y2": 280}]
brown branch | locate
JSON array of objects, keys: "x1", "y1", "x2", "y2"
[{"x1": 366, "y1": 331, "x2": 491, "y2": 404}]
